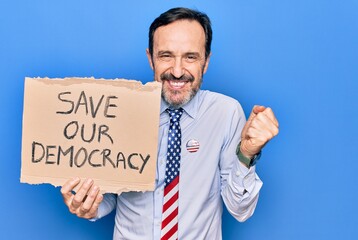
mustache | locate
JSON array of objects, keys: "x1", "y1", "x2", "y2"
[{"x1": 160, "y1": 73, "x2": 194, "y2": 82}]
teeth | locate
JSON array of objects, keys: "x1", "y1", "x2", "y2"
[{"x1": 170, "y1": 81, "x2": 185, "y2": 87}]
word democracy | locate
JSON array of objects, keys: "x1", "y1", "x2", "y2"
[{"x1": 31, "y1": 142, "x2": 150, "y2": 174}]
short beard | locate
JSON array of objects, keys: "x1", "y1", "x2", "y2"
[
  {"x1": 160, "y1": 72, "x2": 201, "y2": 109},
  {"x1": 162, "y1": 87, "x2": 199, "y2": 109}
]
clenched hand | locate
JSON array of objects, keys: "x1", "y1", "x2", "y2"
[{"x1": 240, "y1": 105, "x2": 279, "y2": 160}]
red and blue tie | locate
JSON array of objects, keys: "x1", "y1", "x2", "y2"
[{"x1": 161, "y1": 108, "x2": 184, "y2": 240}]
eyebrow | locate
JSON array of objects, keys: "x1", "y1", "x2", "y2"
[
  {"x1": 157, "y1": 50, "x2": 173, "y2": 55},
  {"x1": 156, "y1": 50, "x2": 201, "y2": 57}
]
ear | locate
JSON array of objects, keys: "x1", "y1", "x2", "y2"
[
  {"x1": 203, "y1": 52, "x2": 212, "y2": 74},
  {"x1": 146, "y1": 48, "x2": 154, "y2": 70}
]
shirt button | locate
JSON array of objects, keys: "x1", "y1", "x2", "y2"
[{"x1": 236, "y1": 170, "x2": 240, "y2": 177}]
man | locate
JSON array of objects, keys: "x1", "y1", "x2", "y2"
[{"x1": 61, "y1": 7, "x2": 279, "y2": 239}]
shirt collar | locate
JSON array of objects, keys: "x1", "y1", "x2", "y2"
[{"x1": 160, "y1": 90, "x2": 201, "y2": 119}]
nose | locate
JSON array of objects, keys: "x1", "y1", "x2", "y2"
[{"x1": 171, "y1": 57, "x2": 185, "y2": 78}]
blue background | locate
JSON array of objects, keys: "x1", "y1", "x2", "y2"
[{"x1": 0, "y1": 0, "x2": 357, "y2": 239}]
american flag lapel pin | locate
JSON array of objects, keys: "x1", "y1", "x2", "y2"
[{"x1": 186, "y1": 139, "x2": 200, "y2": 153}]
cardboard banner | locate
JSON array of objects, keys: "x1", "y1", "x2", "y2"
[{"x1": 21, "y1": 77, "x2": 162, "y2": 193}]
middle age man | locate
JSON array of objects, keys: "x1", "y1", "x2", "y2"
[{"x1": 61, "y1": 7, "x2": 279, "y2": 239}]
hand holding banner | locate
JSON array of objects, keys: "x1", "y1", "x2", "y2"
[{"x1": 21, "y1": 77, "x2": 162, "y2": 193}]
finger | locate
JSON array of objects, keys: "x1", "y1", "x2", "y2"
[
  {"x1": 247, "y1": 105, "x2": 263, "y2": 123},
  {"x1": 71, "y1": 178, "x2": 94, "y2": 209},
  {"x1": 251, "y1": 113, "x2": 278, "y2": 140},
  {"x1": 61, "y1": 177, "x2": 80, "y2": 202},
  {"x1": 85, "y1": 190, "x2": 104, "y2": 219},
  {"x1": 262, "y1": 107, "x2": 279, "y2": 127},
  {"x1": 253, "y1": 110, "x2": 278, "y2": 133},
  {"x1": 79, "y1": 185, "x2": 100, "y2": 216},
  {"x1": 253, "y1": 105, "x2": 266, "y2": 114},
  {"x1": 242, "y1": 105, "x2": 264, "y2": 138},
  {"x1": 246, "y1": 124, "x2": 275, "y2": 144}
]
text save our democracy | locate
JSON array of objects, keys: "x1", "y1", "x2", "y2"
[{"x1": 30, "y1": 90, "x2": 151, "y2": 174}]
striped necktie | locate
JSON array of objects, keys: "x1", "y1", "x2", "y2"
[{"x1": 161, "y1": 108, "x2": 184, "y2": 240}]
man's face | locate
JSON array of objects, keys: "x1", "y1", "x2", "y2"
[{"x1": 147, "y1": 20, "x2": 210, "y2": 108}]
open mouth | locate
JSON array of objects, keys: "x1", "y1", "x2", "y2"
[{"x1": 168, "y1": 80, "x2": 187, "y2": 89}]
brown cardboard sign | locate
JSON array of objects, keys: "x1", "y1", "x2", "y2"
[{"x1": 21, "y1": 77, "x2": 162, "y2": 193}]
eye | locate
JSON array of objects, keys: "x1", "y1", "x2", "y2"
[
  {"x1": 157, "y1": 53, "x2": 173, "y2": 62},
  {"x1": 185, "y1": 54, "x2": 199, "y2": 63}
]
